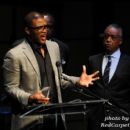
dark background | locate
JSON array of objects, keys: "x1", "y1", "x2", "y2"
[
  {"x1": 1, "y1": 1, "x2": 130, "y2": 76},
  {"x1": 0, "y1": 0, "x2": 130, "y2": 129}
]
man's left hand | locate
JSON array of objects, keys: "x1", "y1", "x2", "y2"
[{"x1": 79, "y1": 65, "x2": 100, "y2": 87}]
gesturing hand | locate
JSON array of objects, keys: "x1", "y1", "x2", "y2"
[{"x1": 79, "y1": 65, "x2": 100, "y2": 87}]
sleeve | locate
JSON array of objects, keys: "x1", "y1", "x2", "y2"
[
  {"x1": 61, "y1": 73, "x2": 80, "y2": 89},
  {"x1": 2, "y1": 51, "x2": 31, "y2": 106}
]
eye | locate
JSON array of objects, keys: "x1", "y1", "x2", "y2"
[
  {"x1": 29, "y1": 25, "x2": 48, "y2": 31},
  {"x1": 103, "y1": 34, "x2": 121, "y2": 40}
]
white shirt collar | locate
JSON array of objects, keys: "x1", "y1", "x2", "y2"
[
  {"x1": 111, "y1": 48, "x2": 121, "y2": 59},
  {"x1": 105, "y1": 48, "x2": 121, "y2": 59}
]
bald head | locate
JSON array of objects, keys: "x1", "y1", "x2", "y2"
[
  {"x1": 42, "y1": 12, "x2": 55, "y2": 39},
  {"x1": 24, "y1": 11, "x2": 44, "y2": 28}
]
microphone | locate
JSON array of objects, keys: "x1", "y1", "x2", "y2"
[
  {"x1": 61, "y1": 74, "x2": 73, "y2": 83},
  {"x1": 56, "y1": 60, "x2": 66, "y2": 67},
  {"x1": 56, "y1": 61, "x2": 63, "y2": 88},
  {"x1": 56, "y1": 61, "x2": 62, "y2": 67}
]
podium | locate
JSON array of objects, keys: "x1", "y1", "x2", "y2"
[
  {"x1": 19, "y1": 99, "x2": 107, "y2": 130},
  {"x1": 20, "y1": 99, "x2": 107, "y2": 118},
  {"x1": 19, "y1": 99, "x2": 130, "y2": 130}
]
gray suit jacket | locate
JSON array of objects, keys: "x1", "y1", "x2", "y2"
[{"x1": 3, "y1": 39, "x2": 79, "y2": 106}]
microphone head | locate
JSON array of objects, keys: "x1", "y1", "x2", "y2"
[
  {"x1": 61, "y1": 59, "x2": 66, "y2": 65},
  {"x1": 56, "y1": 61, "x2": 61, "y2": 67}
]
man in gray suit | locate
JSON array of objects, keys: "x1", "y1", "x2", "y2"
[{"x1": 2, "y1": 11, "x2": 99, "y2": 130}]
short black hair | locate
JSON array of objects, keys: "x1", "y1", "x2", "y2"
[
  {"x1": 105, "y1": 23, "x2": 123, "y2": 36},
  {"x1": 24, "y1": 11, "x2": 43, "y2": 28}
]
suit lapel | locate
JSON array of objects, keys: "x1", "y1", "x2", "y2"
[
  {"x1": 21, "y1": 40, "x2": 41, "y2": 85},
  {"x1": 46, "y1": 41, "x2": 57, "y2": 70},
  {"x1": 94, "y1": 54, "x2": 106, "y2": 86},
  {"x1": 46, "y1": 40, "x2": 63, "y2": 103},
  {"x1": 99, "y1": 55, "x2": 106, "y2": 85},
  {"x1": 97, "y1": 54, "x2": 104, "y2": 78}
]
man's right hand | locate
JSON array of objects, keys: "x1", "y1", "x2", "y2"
[{"x1": 28, "y1": 91, "x2": 49, "y2": 104}]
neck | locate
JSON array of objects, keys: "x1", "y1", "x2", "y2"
[{"x1": 105, "y1": 48, "x2": 120, "y2": 55}]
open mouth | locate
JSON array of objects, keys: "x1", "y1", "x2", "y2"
[{"x1": 40, "y1": 34, "x2": 46, "y2": 41}]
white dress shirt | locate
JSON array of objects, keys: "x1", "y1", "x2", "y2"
[{"x1": 102, "y1": 48, "x2": 121, "y2": 82}]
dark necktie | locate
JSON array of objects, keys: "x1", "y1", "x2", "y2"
[{"x1": 103, "y1": 56, "x2": 111, "y2": 85}]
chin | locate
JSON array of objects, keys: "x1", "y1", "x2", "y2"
[
  {"x1": 105, "y1": 49, "x2": 111, "y2": 54},
  {"x1": 40, "y1": 41, "x2": 46, "y2": 44}
]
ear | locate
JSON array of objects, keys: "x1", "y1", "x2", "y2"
[{"x1": 25, "y1": 27, "x2": 30, "y2": 35}]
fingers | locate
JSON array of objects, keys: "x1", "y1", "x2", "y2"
[
  {"x1": 91, "y1": 70, "x2": 100, "y2": 82},
  {"x1": 82, "y1": 65, "x2": 86, "y2": 73},
  {"x1": 92, "y1": 77, "x2": 100, "y2": 81},
  {"x1": 38, "y1": 91, "x2": 45, "y2": 98},
  {"x1": 91, "y1": 70, "x2": 100, "y2": 77},
  {"x1": 41, "y1": 98, "x2": 50, "y2": 104},
  {"x1": 84, "y1": 82, "x2": 93, "y2": 88},
  {"x1": 40, "y1": 97, "x2": 50, "y2": 102},
  {"x1": 38, "y1": 97, "x2": 50, "y2": 104},
  {"x1": 89, "y1": 82, "x2": 94, "y2": 85},
  {"x1": 30, "y1": 91, "x2": 50, "y2": 104},
  {"x1": 40, "y1": 95, "x2": 45, "y2": 98}
]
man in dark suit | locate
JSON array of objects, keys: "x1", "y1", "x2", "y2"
[{"x1": 87, "y1": 24, "x2": 130, "y2": 130}]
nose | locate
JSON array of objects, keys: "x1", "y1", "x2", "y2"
[
  {"x1": 105, "y1": 36, "x2": 112, "y2": 42},
  {"x1": 41, "y1": 26, "x2": 47, "y2": 33}
]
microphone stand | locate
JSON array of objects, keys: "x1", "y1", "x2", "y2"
[
  {"x1": 61, "y1": 73, "x2": 102, "y2": 100},
  {"x1": 62, "y1": 74, "x2": 130, "y2": 117},
  {"x1": 56, "y1": 61, "x2": 63, "y2": 91},
  {"x1": 56, "y1": 61, "x2": 67, "y2": 130},
  {"x1": 104, "y1": 100, "x2": 129, "y2": 116}
]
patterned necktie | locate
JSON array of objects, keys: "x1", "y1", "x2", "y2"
[{"x1": 103, "y1": 55, "x2": 111, "y2": 85}]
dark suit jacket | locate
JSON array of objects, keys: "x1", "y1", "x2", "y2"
[{"x1": 87, "y1": 53, "x2": 130, "y2": 113}]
